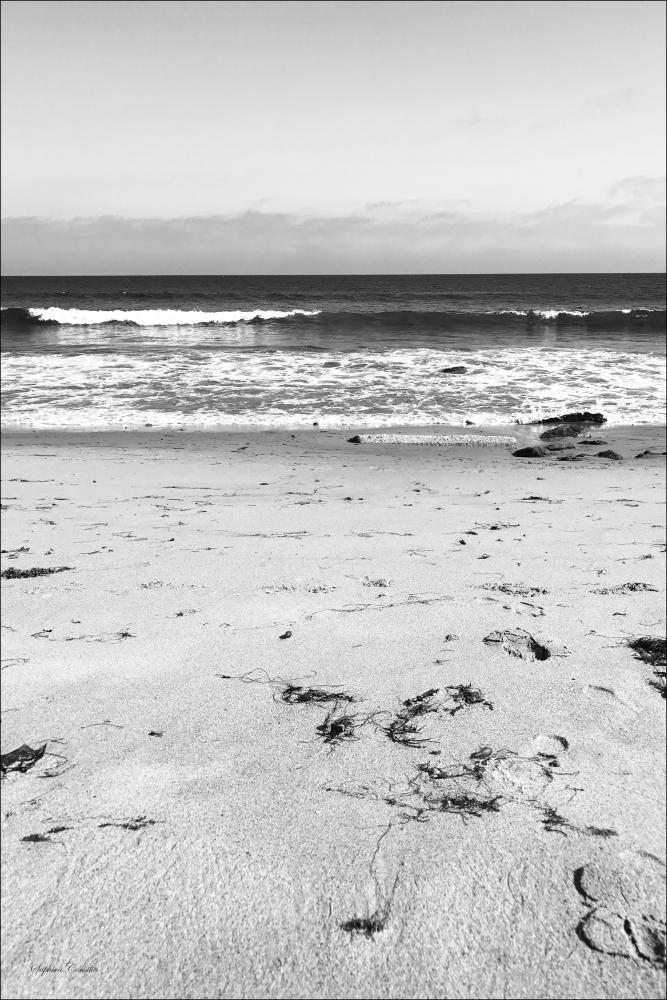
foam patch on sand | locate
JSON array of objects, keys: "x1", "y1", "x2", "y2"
[{"x1": 349, "y1": 433, "x2": 517, "y2": 446}]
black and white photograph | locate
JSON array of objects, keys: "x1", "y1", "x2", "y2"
[{"x1": 1, "y1": 2, "x2": 665, "y2": 998}]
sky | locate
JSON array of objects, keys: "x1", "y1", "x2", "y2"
[{"x1": 1, "y1": 0, "x2": 665, "y2": 273}]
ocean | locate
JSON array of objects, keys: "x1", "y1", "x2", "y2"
[{"x1": 1, "y1": 274, "x2": 665, "y2": 431}]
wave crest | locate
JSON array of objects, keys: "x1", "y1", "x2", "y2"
[{"x1": 1, "y1": 306, "x2": 321, "y2": 327}]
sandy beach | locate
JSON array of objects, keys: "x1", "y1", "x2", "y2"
[{"x1": 1, "y1": 425, "x2": 665, "y2": 1000}]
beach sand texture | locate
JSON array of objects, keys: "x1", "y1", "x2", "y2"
[{"x1": 1, "y1": 427, "x2": 665, "y2": 1000}]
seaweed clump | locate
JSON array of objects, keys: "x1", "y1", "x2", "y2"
[
  {"x1": 340, "y1": 909, "x2": 390, "y2": 938},
  {"x1": 281, "y1": 684, "x2": 354, "y2": 706},
  {"x1": 445, "y1": 684, "x2": 494, "y2": 715},
  {"x1": 1, "y1": 566, "x2": 71, "y2": 580},
  {"x1": 628, "y1": 636, "x2": 666, "y2": 667},
  {"x1": 382, "y1": 688, "x2": 440, "y2": 748},
  {"x1": 628, "y1": 637, "x2": 666, "y2": 699},
  {"x1": 316, "y1": 705, "x2": 364, "y2": 749}
]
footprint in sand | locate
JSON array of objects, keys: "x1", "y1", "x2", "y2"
[
  {"x1": 483, "y1": 628, "x2": 551, "y2": 661},
  {"x1": 482, "y1": 734, "x2": 568, "y2": 799},
  {"x1": 574, "y1": 851, "x2": 666, "y2": 967},
  {"x1": 475, "y1": 594, "x2": 545, "y2": 617}
]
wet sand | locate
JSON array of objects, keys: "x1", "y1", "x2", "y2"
[{"x1": 1, "y1": 425, "x2": 665, "y2": 999}]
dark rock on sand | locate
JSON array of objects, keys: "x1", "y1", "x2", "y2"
[
  {"x1": 440, "y1": 366, "x2": 467, "y2": 374},
  {"x1": 558, "y1": 454, "x2": 587, "y2": 461},
  {"x1": 1, "y1": 743, "x2": 47, "y2": 775},
  {"x1": 596, "y1": 450, "x2": 623, "y2": 461},
  {"x1": 530, "y1": 411, "x2": 606, "y2": 425},
  {"x1": 581, "y1": 439, "x2": 608, "y2": 446},
  {"x1": 512, "y1": 446, "x2": 551, "y2": 458},
  {"x1": 540, "y1": 425, "x2": 584, "y2": 441},
  {"x1": 546, "y1": 443, "x2": 575, "y2": 451},
  {"x1": 347, "y1": 435, "x2": 362, "y2": 444},
  {"x1": 635, "y1": 449, "x2": 667, "y2": 458}
]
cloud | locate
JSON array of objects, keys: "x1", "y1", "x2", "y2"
[{"x1": 2, "y1": 180, "x2": 664, "y2": 274}]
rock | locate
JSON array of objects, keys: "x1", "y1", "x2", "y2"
[
  {"x1": 530, "y1": 411, "x2": 606, "y2": 425},
  {"x1": 558, "y1": 454, "x2": 587, "y2": 461},
  {"x1": 546, "y1": 443, "x2": 575, "y2": 451},
  {"x1": 580, "y1": 439, "x2": 608, "y2": 445},
  {"x1": 635, "y1": 449, "x2": 667, "y2": 457},
  {"x1": 596, "y1": 450, "x2": 623, "y2": 461},
  {"x1": 347, "y1": 435, "x2": 362, "y2": 444},
  {"x1": 540, "y1": 424, "x2": 584, "y2": 440},
  {"x1": 512, "y1": 446, "x2": 551, "y2": 458},
  {"x1": 465, "y1": 420, "x2": 474, "y2": 426},
  {"x1": 440, "y1": 366, "x2": 467, "y2": 374}
]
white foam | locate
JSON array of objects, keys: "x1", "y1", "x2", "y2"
[
  {"x1": 27, "y1": 307, "x2": 321, "y2": 326},
  {"x1": 495, "y1": 309, "x2": 590, "y2": 319},
  {"x1": 351, "y1": 434, "x2": 517, "y2": 446},
  {"x1": 2, "y1": 346, "x2": 665, "y2": 430}
]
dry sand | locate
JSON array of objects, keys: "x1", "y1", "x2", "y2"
[{"x1": 1, "y1": 424, "x2": 666, "y2": 1000}]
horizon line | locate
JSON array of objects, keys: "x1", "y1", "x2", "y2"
[{"x1": 3, "y1": 270, "x2": 666, "y2": 279}]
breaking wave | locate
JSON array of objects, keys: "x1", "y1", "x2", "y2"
[
  {"x1": 1, "y1": 306, "x2": 321, "y2": 327},
  {"x1": 1, "y1": 305, "x2": 664, "y2": 331}
]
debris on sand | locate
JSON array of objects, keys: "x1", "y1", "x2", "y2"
[
  {"x1": 21, "y1": 833, "x2": 51, "y2": 843},
  {"x1": 341, "y1": 910, "x2": 390, "y2": 937},
  {"x1": 426, "y1": 790, "x2": 501, "y2": 818},
  {"x1": 281, "y1": 683, "x2": 354, "y2": 706},
  {"x1": 558, "y1": 454, "x2": 586, "y2": 462},
  {"x1": 593, "y1": 582, "x2": 658, "y2": 595},
  {"x1": 628, "y1": 637, "x2": 666, "y2": 667},
  {"x1": 540, "y1": 807, "x2": 617, "y2": 838},
  {"x1": 381, "y1": 689, "x2": 440, "y2": 748},
  {"x1": 480, "y1": 582, "x2": 548, "y2": 597},
  {"x1": 278, "y1": 630, "x2": 293, "y2": 639},
  {"x1": 383, "y1": 712, "x2": 430, "y2": 749},
  {"x1": 444, "y1": 684, "x2": 494, "y2": 714},
  {"x1": 98, "y1": 816, "x2": 156, "y2": 832},
  {"x1": 628, "y1": 637, "x2": 666, "y2": 698},
  {"x1": 595, "y1": 450, "x2": 623, "y2": 461},
  {"x1": 1, "y1": 566, "x2": 72, "y2": 580},
  {"x1": 341, "y1": 865, "x2": 402, "y2": 939},
  {"x1": 512, "y1": 447, "x2": 551, "y2": 458},
  {"x1": 316, "y1": 705, "x2": 366, "y2": 749},
  {"x1": 381, "y1": 684, "x2": 493, "y2": 748},
  {"x1": 483, "y1": 629, "x2": 551, "y2": 661},
  {"x1": 520, "y1": 496, "x2": 561, "y2": 503},
  {"x1": 216, "y1": 668, "x2": 356, "y2": 707},
  {"x1": 1, "y1": 743, "x2": 47, "y2": 776}
]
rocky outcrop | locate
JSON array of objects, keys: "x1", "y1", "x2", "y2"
[
  {"x1": 530, "y1": 411, "x2": 606, "y2": 425},
  {"x1": 540, "y1": 425, "x2": 584, "y2": 440},
  {"x1": 512, "y1": 446, "x2": 551, "y2": 458}
]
